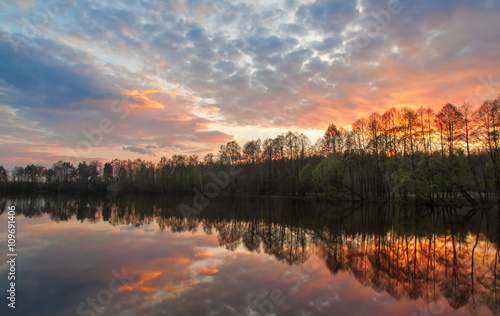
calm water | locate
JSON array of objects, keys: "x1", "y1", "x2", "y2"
[{"x1": 0, "y1": 195, "x2": 499, "y2": 316}]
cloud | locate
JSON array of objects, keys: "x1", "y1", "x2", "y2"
[
  {"x1": 1, "y1": 0, "x2": 500, "y2": 166},
  {"x1": 245, "y1": 35, "x2": 298, "y2": 56},
  {"x1": 0, "y1": 36, "x2": 120, "y2": 109},
  {"x1": 311, "y1": 37, "x2": 342, "y2": 52},
  {"x1": 122, "y1": 146, "x2": 156, "y2": 157},
  {"x1": 295, "y1": 0, "x2": 359, "y2": 33}
]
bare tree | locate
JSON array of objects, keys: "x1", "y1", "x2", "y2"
[
  {"x1": 367, "y1": 112, "x2": 382, "y2": 154},
  {"x1": 435, "y1": 103, "x2": 463, "y2": 156},
  {"x1": 219, "y1": 140, "x2": 242, "y2": 164},
  {"x1": 476, "y1": 97, "x2": 500, "y2": 199},
  {"x1": 243, "y1": 139, "x2": 262, "y2": 164}
]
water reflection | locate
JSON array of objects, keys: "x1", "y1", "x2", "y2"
[{"x1": 0, "y1": 195, "x2": 499, "y2": 316}]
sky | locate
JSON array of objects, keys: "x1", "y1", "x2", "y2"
[{"x1": 1, "y1": 0, "x2": 500, "y2": 169}]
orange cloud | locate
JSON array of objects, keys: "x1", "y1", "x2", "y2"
[
  {"x1": 152, "y1": 257, "x2": 193, "y2": 265},
  {"x1": 192, "y1": 267, "x2": 219, "y2": 275},
  {"x1": 199, "y1": 106, "x2": 221, "y2": 113},
  {"x1": 164, "y1": 88, "x2": 199, "y2": 100},
  {"x1": 194, "y1": 250, "x2": 213, "y2": 258},
  {"x1": 122, "y1": 89, "x2": 165, "y2": 109},
  {"x1": 155, "y1": 115, "x2": 197, "y2": 122},
  {"x1": 119, "y1": 271, "x2": 162, "y2": 293}
]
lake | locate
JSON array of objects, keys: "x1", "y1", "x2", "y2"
[{"x1": 0, "y1": 195, "x2": 499, "y2": 316}]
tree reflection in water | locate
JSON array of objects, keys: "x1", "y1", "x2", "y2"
[{"x1": 3, "y1": 195, "x2": 499, "y2": 315}]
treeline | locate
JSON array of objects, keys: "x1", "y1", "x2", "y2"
[{"x1": 1, "y1": 96, "x2": 500, "y2": 204}]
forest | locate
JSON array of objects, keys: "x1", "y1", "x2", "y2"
[{"x1": 1, "y1": 96, "x2": 500, "y2": 205}]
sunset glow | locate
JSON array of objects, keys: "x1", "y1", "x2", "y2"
[
  {"x1": 4, "y1": 197, "x2": 498, "y2": 316},
  {"x1": 0, "y1": 1, "x2": 499, "y2": 169}
]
